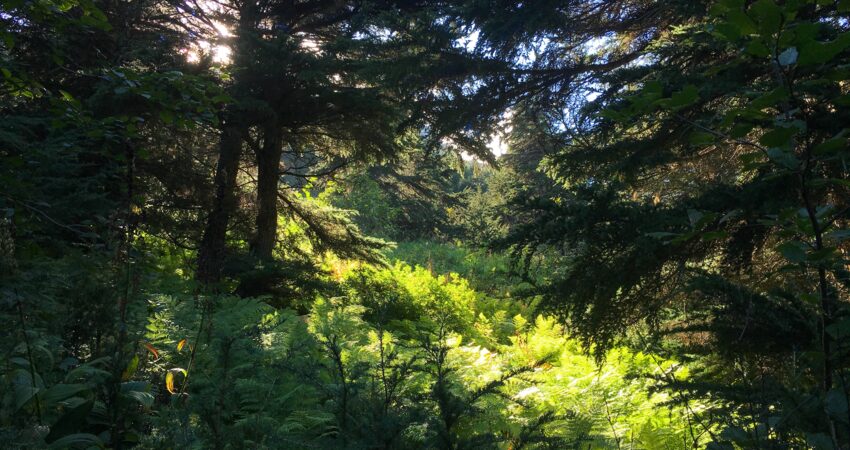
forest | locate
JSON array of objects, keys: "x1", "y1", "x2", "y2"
[{"x1": 2, "y1": 0, "x2": 850, "y2": 448}]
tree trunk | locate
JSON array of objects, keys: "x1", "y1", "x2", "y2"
[
  {"x1": 196, "y1": 125, "x2": 244, "y2": 285},
  {"x1": 250, "y1": 123, "x2": 283, "y2": 260}
]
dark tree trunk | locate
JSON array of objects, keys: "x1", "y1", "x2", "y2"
[
  {"x1": 250, "y1": 123, "x2": 284, "y2": 260},
  {"x1": 196, "y1": 125, "x2": 244, "y2": 285}
]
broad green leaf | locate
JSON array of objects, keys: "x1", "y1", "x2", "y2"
[
  {"x1": 826, "y1": 388, "x2": 849, "y2": 416},
  {"x1": 719, "y1": 0, "x2": 746, "y2": 9},
  {"x1": 9, "y1": 356, "x2": 30, "y2": 368},
  {"x1": 727, "y1": 10, "x2": 758, "y2": 36},
  {"x1": 760, "y1": 127, "x2": 797, "y2": 147},
  {"x1": 746, "y1": 39, "x2": 771, "y2": 57},
  {"x1": 47, "y1": 433, "x2": 103, "y2": 449},
  {"x1": 798, "y1": 33, "x2": 850, "y2": 66},
  {"x1": 668, "y1": 85, "x2": 699, "y2": 110},
  {"x1": 826, "y1": 319, "x2": 850, "y2": 339},
  {"x1": 159, "y1": 110, "x2": 174, "y2": 124},
  {"x1": 121, "y1": 355, "x2": 139, "y2": 381},
  {"x1": 689, "y1": 132, "x2": 715, "y2": 146},
  {"x1": 645, "y1": 232, "x2": 680, "y2": 240},
  {"x1": 715, "y1": 23, "x2": 742, "y2": 41},
  {"x1": 13, "y1": 384, "x2": 39, "y2": 412},
  {"x1": 807, "y1": 247, "x2": 838, "y2": 264},
  {"x1": 729, "y1": 122, "x2": 755, "y2": 138},
  {"x1": 805, "y1": 433, "x2": 836, "y2": 450},
  {"x1": 766, "y1": 148, "x2": 798, "y2": 169},
  {"x1": 123, "y1": 390, "x2": 154, "y2": 408},
  {"x1": 46, "y1": 398, "x2": 94, "y2": 444},
  {"x1": 800, "y1": 293, "x2": 820, "y2": 306},
  {"x1": 750, "y1": 87, "x2": 789, "y2": 109},
  {"x1": 41, "y1": 384, "x2": 89, "y2": 405},
  {"x1": 825, "y1": 229, "x2": 850, "y2": 243},
  {"x1": 814, "y1": 136, "x2": 848, "y2": 155},
  {"x1": 701, "y1": 231, "x2": 729, "y2": 241},
  {"x1": 777, "y1": 241, "x2": 807, "y2": 263},
  {"x1": 750, "y1": 0, "x2": 782, "y2": 35},
  {"x1": 790, "y1": 22, "x2": 820, "y2": 46}
]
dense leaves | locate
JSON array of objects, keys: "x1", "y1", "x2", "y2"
[
  {"x1": 4, "y1": 0, "x2": 850, "y2": 448},
  {"x1": 479, "y1": 0, "x2": 850, "y2": 447}
]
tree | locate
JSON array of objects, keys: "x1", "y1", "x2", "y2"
[
  {"x1": 189, "y1": 0, "x2": 498, "y2": 287},
  {"x1": 487, "y1": 0, "x2": 850, "y2": 446},
  {"x1": 0, "y1": 0, "x2": 225, "y2": 445}
]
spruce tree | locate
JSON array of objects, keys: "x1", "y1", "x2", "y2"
[{"x1": 471, "y1": 0, "x2": 850, "y2": 446}]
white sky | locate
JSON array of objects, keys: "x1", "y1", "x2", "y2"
[{"x1": 462, "y1": 110, "x2": 513, "y2": 161}]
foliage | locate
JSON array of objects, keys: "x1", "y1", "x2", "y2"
[
  {"x1": 131, "y1": 260, "x2": 700, "y2": 449},
  {"x1": 5, "y1": 0, "x2": 847, "y2": 447},
  {"x1": 329, "y1": 142, "x2": 464, "y2": 242},
  {"x1": 478, "y1": 0, "x2": 850, "y2": 447},
  {"x1": 388, "y1": 241, "x2": 523, "y2": 299}
]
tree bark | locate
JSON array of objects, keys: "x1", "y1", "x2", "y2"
[
  {"x1": 196, "y1": 125, "x2": 244, "y2": 285},
  {"x1": 250, "y1": 123, "x2": 284, "y2": 260}
]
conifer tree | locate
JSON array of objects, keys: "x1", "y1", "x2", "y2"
[
  {"x1": 471, "y1": 0, "x2": 850, "y2": 445},
  {"x1": 186, "y1": 0, "x2": 491, "y2": 287}
]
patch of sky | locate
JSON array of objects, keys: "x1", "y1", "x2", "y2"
[
  {"x1": 455, "y1": 28, "x2": 480, "y2": 52},
  {"x1": 515, "y1": 37, "x2": 550, "y2": 68},
  {"x1": 352, "y1": 26, "x2": 395, "y2": 42},
  {"x1": 461, "y1": 78, "x2": 486, "y2": 96}
]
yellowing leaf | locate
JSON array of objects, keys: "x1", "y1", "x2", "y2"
[
  {"x1": 121, "y1": 355, "x2": 139, "y2": 381},
  {"x1": 177, "y1": 339, "x2": 187, "y2": 352},
  {"x1": 165, "y1": 372, "x2": 176, "y2": 394}
]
